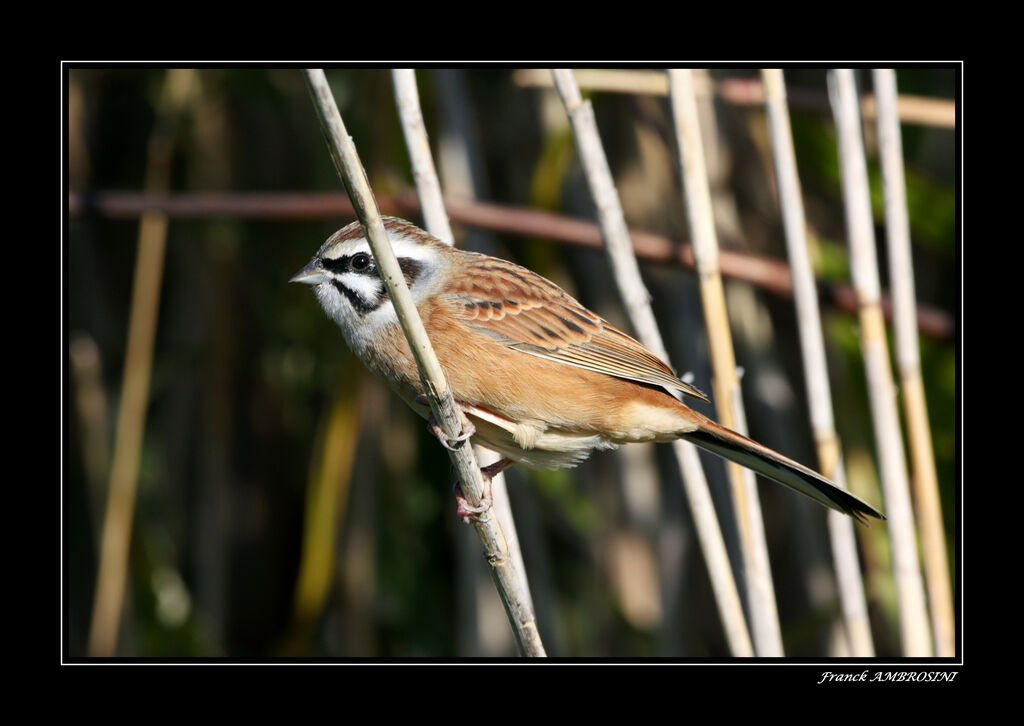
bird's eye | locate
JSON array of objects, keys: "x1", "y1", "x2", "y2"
[{"x1": 351, "y1": 253, "x2": 371, "y2": 271}]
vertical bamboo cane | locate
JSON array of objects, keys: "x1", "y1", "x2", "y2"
[
  {"x1": 668, "y1": 68, "x2": 784, "y2": 657},
  {"x1": 283, "y1": 372, "x2": 362, "y2": 655},
  {"x1": 68, "y1": 335, "x2": 111, "y2": 530},
  {"x1": 873, "y1": 68, "x2": 954, "y2": 657},
  {"x1": 761, "y1": 68, "x2": 875, "y2": 656},
  {"x1": 828, "y1": 69, "x2": 932, "y2": 656},
  {"x1": 551, "y1": 68, "x2": 753, "y2": 657}
]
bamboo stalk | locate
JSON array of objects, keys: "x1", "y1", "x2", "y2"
[
  {"x1": 828, "y1": 69, "x2": 932, "y2": 656},
  {"x1": 551, "y1": 68, "x2": 753, "y2": 657},
  {"x1": 87, "y1": 68, "x2": 198, "y2": 657},
  {"x1": 761, "y1": 68, "x2": 875, "y2": 656},
  {"x1": 873, "y1": 68, "x2": 954, "y2": 657},
  {"x1": 87, "y1": 214, "x2": 165, "y2": 656},
  {"x1": 303, "y1": 69, "x2": 545, "y2": 657},
  {"x1": 391, "y1": 69, "x2": 454, "y2": 245},
  {"x1": 68, "y1": 334, "x2": 111, "y2": 530},
  {"x1": 283, "y1": 371, "x2": 362, "y2": 655},
  {"x1": 391, "y1": 67, "x2": 537, "y2": 644},
  {"x1": 667, "y1": 68, "x2": 784, "y2": 657}
]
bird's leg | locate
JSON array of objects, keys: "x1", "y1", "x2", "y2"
[
  {"x1": 481, "y1": 457, "x2": 515, "y2": 481},
  {"x1": 417, "y1": 394, "x2": 476, "y2": 451},
  {"x1": 414, "y1": 393, "x2": 514, "y2": 523},
  {"x1": 453, "y1": 458, "x2": 514, "y2": 524}
]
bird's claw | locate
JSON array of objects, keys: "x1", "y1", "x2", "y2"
[
  {"x1": 429, "y1": 418, "x2": 476, "y2": 451},
  {"x1": 451, "y1": 458, "x2": 512, "y2": 524},
  {"x1": 419, "y1": 396, "x2": 476, "y2": 451},
  {"x1": 453, "y1": 479, "x2": 493, "y2": 524}
]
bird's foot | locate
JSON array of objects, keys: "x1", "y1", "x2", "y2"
[
  {"x1": 417, "y1": 395, "x2": 476, "y2": 451},
  {"x1": 454, "y1": 479, "x2": 492, "y2": 523},
  {"x1": 452, "y1": 458, "x2": 513, "y2": 524}
]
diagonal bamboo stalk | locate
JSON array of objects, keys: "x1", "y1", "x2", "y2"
[
  {"x1": 551, "y1": 68, "x2": 753, "y2": 657},
  {"x1": 761, "y1": 68, "x2": 875, "y2": 656},
  {"x1": 436, "y1": 67, "x2": 558, "y2": 651},
  {"x1": 391, "y1": 67, "x2": 537, "y2": 635},
  {"x1": 873, "y1": 68, "x2": 954, "y2": 657},
  {"x1": 87, "y1": 68, "x2": 198, "y2": 657},
  {"x1": 667, "y1": 68, "x2": 784, "y2": 657},
  {"x1": 828, "y1": 69, "x2": 932, "y2": 656},
  {"x1": 303, "y1": 69, "x2": 545, "y2": 657}
]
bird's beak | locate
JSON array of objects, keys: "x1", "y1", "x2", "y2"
[{"x1": 290, "y1": 260, "x2": 327, "y2": 285}]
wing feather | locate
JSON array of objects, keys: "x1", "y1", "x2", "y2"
[{"x1": 448, "y1": 254, "x2": 709, "y2": 402}]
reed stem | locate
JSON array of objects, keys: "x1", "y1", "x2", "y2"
[
  {"x1": 873, "y1": 68, "x2": 954, "y2": 657},
  {"x1": 668, "y1": 68, "x2": 784, "y2": 657},
  {"x1": 391, "y1": 67, "x2": 537, "y2": 643},
  {"x1": 829, "y1": 69, "x2": 932, "y2": 656},
  {"x1": 87, "y1": 68, "x2": 198, "y2": 657},
  {"x1": 762, "y1": 68, "x2": 875, "y2": 656},
  {"x1": 304, "y1": 69, "x2": 545, "y2": 657},
  {"x1": 552, "y1": 68, "x2": 753, "y2": 657}
]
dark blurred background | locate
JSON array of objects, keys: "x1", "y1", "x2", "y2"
[{"x1": 64, "y1": 66, "x2": 957, "y2": 658}]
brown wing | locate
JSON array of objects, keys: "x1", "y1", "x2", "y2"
[{"x1": 447, "y1": 254, "x2": 709, "y2": 402}]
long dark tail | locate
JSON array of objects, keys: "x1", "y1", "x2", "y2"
[{"x1": 679, "y1": 418, "x2": 885, "y2": 524}]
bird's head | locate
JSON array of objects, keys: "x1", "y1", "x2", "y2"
[{"x1": 290, "y1": 216, "x2": 447, "y2": 350}]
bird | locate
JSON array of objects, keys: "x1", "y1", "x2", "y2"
[{"x1": 291, "y1": 216, "x2": 884, "y2": 525}]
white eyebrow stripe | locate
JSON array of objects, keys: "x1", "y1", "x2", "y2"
[
  {"x1": 388, "y1": 235, "x2": 437, "y2": 262},
  {"x1": 327, "y1": 235, "x2": 437, "y2": 264}
]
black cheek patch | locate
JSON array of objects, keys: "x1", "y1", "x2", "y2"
[
  {"x1": 370, "y1": 258, "x2": 420, "y2": 307},
  {"x1": 398, "y1": 257, "x2": 423, "y2": 287},
  {"x1": 332, "y1": 280, "x2": 380, "y2": 315}
]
